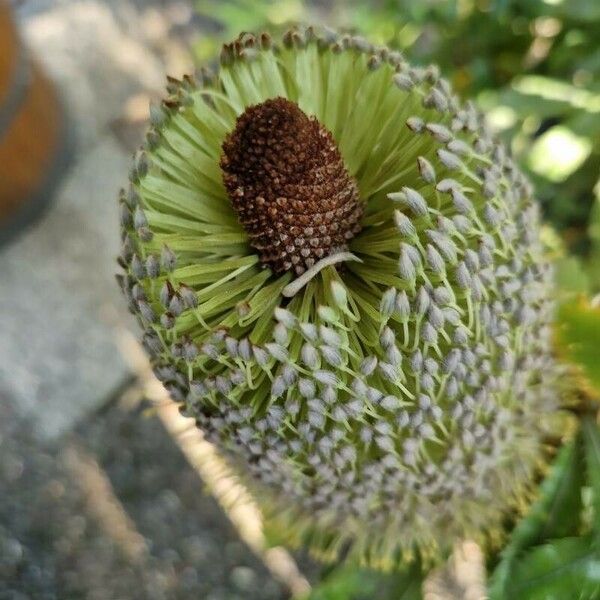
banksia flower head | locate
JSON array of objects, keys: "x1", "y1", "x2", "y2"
[{"x1": 117, "y1": 27, "x2": 563, "y2": 568}]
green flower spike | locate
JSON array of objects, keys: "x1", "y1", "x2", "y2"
[{"x1": 117, "y1": 27, "x2": 566, "y2": 569}]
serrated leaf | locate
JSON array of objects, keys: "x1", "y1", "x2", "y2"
[
  {"x1": 489, "y1": 438, "x2": 585, "y2": 599},
  {"x1": 506, "y1": 536, "x2": 600, "y2": 600},
  {"x1": 583, "y1": 417, "x2": 600, "y2": 540},
  {"x1": 557, "y1": 299, "x2": 600, "y2": 399}
]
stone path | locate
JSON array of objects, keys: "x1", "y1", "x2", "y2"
[
  {"x1": 0, "y1": 138, "x2": 133, "y2": 440},
  {"x1": 0, "y1": 394, "x2": 286, "y2": 600}
]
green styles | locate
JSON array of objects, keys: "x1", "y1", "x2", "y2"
[{"x1": 117, "y1": 26, "x2": 564, "y2": 569}]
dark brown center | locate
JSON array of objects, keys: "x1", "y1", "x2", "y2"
[{"x1": 220, "y1": 97, "x2": 363, "y2": 276}]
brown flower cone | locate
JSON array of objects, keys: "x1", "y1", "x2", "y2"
[{"x1": 220, "y1": 97, "x2": 363, "y2": 275}]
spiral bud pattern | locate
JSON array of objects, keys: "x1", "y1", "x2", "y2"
[{"x1": 117, "y1": 27, "x2": 563, "y2": 568}]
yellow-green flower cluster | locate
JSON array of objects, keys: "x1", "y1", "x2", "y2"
[{"x1": 117, "y1": 26, "x2": 562, "y2": 568}]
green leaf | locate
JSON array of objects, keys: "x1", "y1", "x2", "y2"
[
  {"x1": 489, "y1": 438, "x2": 585, "y2": 599},
  {"x1": 307, "y1": 567, "x2": 378, "y2": 600},
  {"x1": 307, "y1": 561, "x2": 423, "y2": 600},
  {"x1": 590, "y1": 192, "x2": 600, "y2": 250},
  {"x1": 395, "y1": 576, "x2": 423, "y2": 600},
  {"x1": 582, "y1": 417, "x2": 600, "y2": 540},
  {"x1": 556, "y1": 0, "x2": 600, "y2": 23},
  {"x1": 528, "y1": 126, "x2": 592, "y2": 183},
  {"x1": 511, "y1": 76, "x2": 600, "y2": 115},
  {"x1": 557, "y1": 300, "x2": 600, "y2": 398},
  {"x1": 506, "y1": 536, "x2": 600, "y2": 600},
  {"x1": 496, "y1": 88, "x2": 572, "y2": 120},
  {"x1": 555, "y1": 256, "x2": 591, "y2": 296},
  {"x1": 539, "y1": 440, "x2": 586, "y2": 541}
]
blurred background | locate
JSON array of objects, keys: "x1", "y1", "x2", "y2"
[{"x1": 0, "y1": 0, "x2": 598, "y2": 598}]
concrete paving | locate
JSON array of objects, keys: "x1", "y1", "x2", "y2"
[
  {"x1": 0, "y1": 394, "x2": 286, "y2": 600},
  {"x1": 0, "y1": 137, "x2": 134, "y2": 440},
  {"x1": 21, "y1": 1, "x2": 169, "y2": 150},
  {"x1": 0, "y1": 0, "x2": 196, "y2": 441}
]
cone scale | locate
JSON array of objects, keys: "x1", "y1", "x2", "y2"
[{"x1": 118, "y1": 27, "x2": 563, "y2": 568}]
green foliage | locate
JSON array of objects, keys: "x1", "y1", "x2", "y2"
[
  {"x1": 306, "y1": 562, "x2": 423, "y2": 600},
  {"x1": 554, "y1": 256, "x2": 591, "y2": 296},
  {"x1": 557, "y1": 300, "x2": 600, "y2": 397},
  {"x1": 489, "y1": 419, "x2": 600, "y2": 599},
  {"x1": 380, "y1": 1, "x2": 600, "y2": 253},
  {"x1": 588, "y1": 193, "x2": 600, "y2": 288},
  {"x1": 582, "y1": 417, "x2": 600, "y2": 540},
  {"x1": 195, "y1": 0, "x2": 305, "y2": 60},
  {"x1": 489, "y1": 437, "x2": 586, "y2": 599},
  {"x1": 506, "y1": 536, "x2": 600, "y2": 600},
  {"x1": 306, "y1": 567, "x2": 378, "y2": 600}
]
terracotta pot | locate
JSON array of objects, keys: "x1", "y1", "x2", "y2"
[{"x1": 0, "y1": 1, "x2": 72, "y2": 245}]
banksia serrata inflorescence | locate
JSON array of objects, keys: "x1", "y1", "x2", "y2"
[{"x1": 117, "y1": 26, "x2": 565, "y2": 568}]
